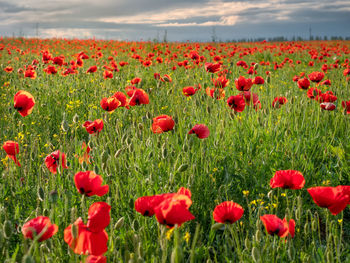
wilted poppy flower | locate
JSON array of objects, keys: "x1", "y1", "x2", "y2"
[
  {"x1": 270, "y1": 170, "x2": 305, "y2": 190},
  {"x1": 297, "y1": 78, "x2": 310, "y2": 90},
  {"x1": 308, "y1": 71, "x2": 325, "y2": 83},
  {"x1": 227, "y1": 95, "x2": 245, "y2": 112},
  {"x1": 205, "y1": 62, "x2": 221, "y2": 73},
  {"x1": 272, "y1": 97, "x2": 288, "y2": 108},
  {"x1": 188, "y1": 124, "x2": 210, "y2": 139},
  {"x1": 152, "y1": 115, "x2": 175, "y2": 133},
  {"x1": 87, "y1": 202, "x2": 111, "y2": 232},
  {"x1": 206, "y1": 87, "x2": 226, "y2": 100},
  {"x1": 154, "y1": 195, "x2": 195, "y2": 228},
  {"x1": 74, "y1": 171, "x2": 109, "y2": 197},
  {"x1": 235, "y1": 76, "x2": 253, "y2": 91},
  {"x1": 129, "y1": 89, "x2": 149, "y2": 106},
  {"x1": 64, "y1": 218, "x2": 108, "y2": 256},
  {"x1": 45, "y1": 150, "x2": 68, "y2": 174},
  {"x1": 100, "y1": 97, "x2": 121, "y2": 112},
  {"x1": 342, "y1": 100, "x2": 350, "y2": 114},
  {"x1": 307, "y1": 88, "x2": 322, "y2": 100},
  {"x1": 213, "y1": 201, "x2": 244, "y2": 224},
  {"x1": 14, "y1": 90, "x2": 35, "y2": 117},
  {"x1": 112, "y1": 92, "x2": 129, "y2": 108},
  {"x1": 320, "y1": 102, "x2": 336, "y2": 111},
  {"x1": 78, "y1": 142, "x2": 91, "y2": 164},
  {"x1": 22, "y1": 216, "x2": 58, "y2": 242},
  {"x1": 182, "y1": 86, "x2": 197, "y2": 97},
  {"x1": 86, "y1": 65, "x2": 98, "y2": 73},
  {"x1": 307, "y1": 186, "x2": 350, "y2": 215},
  {"x1": 253, "y1": 76, "x2": 265, "y2": 85},
  {"x1": 83, "y1": 119, "x2": 104, "y2": 135},
  {"x1": 86, "y1": 256, "x2": 107, "y2": 263},
  {"x1": 260, "y1": 215, "x2": 294, "y2": 238},
  {"x1": 161, "y1": 74, "x2": 172, "y2": 83},
  {"x1": 2, "y1": 140, "x2": 20, "y2": 166}
]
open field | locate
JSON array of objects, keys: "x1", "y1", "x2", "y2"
[{"x1": 0, "y1": 38, "x2": 349, "y2": 262}]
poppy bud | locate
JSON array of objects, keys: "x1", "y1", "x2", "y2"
[
  {"x1": 304, "y1": 222, "x2": 309, "y2": 235},
  {"x1": 311, "y1": 219, "x2": 317, "y2": 231},
  {"x1": 101, "y1": 150, "x2": 109, "y2": 163},
  {"x1": 22, "y1": 254, "x2": 35, "y2": 263},
  {"x1": 254, "y1": 63, "x2": 259, "y2": 70},
  {"x1": 244, "y1": 236, "x2": 250, "y2": 249},
  {"x1": 73, "y1": 113, "x2": 79, "y2": 123},
  {"x1": 161, "y1": 146, "x2": 167, "y2": 159},
  {"x1": 49, "y1": 190, "x2": 58, "y2": 203},
  {"x1": 211, "y1": 223, "x2": 225, "y2": 231},
  {"x1": 251, "y1": 247, "x2": 260, "y2": 263},
  {"x1": 3, "y1": 220, "x2": 12, "y2": 239},
  {"x1": 61, "y1": 119, "x2": 69, "y2": 132},
  {"x1": 114, "y1": 149, "x2": 123, "y2": 158},
  {"x1": 37, "y1": 187, "x2": 45, "y2": 201},
  {"x1": 288, "y1": 244, "x2": 295, "y2": 260},
  {"x1": 71, "y1": 222, "x2": 78, "y2": 239},
  {"x1": 70, "y1": 207, "x2": 77, "y2": 222},
  {"x1": 326, "y1": 250, "x2": 333, "y2": 262},
  {"x1": 114, "y1": 217, "x2": 124, "y2": 230},
  {"x1": 177, "y1": 164, "x2": 189, "y2": 173},
  {"x1": 255, "y1": 229, "x2": 262, "y2": 242}
]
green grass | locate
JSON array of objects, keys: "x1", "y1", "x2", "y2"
[{"x1": 0, "y1": 38, "x2": 349, "y2": 262}]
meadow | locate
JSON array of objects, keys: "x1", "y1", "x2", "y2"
[{"x1": 0, "y1": 38, "x2": 349, "y2": 262}]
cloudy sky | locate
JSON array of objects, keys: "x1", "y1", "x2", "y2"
[{"x1": 0, "y1": 0, "x2": 349, "y2": 41}]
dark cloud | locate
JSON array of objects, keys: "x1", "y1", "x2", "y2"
[{"x1": 0, "y1": 0, "x2": 349, "y2": 40}]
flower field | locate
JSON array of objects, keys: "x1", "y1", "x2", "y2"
[{"x1": 0, "y1": 38, "x2": 349, "y2": 262}]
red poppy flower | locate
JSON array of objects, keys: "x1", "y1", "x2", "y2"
[
  {"x1": 343, "y1": 68, "x2": 350, "y2": 76},
  {"x1": 319, "y1": 92, "x2": 337, "y2": 103},
  {"x1": 253, "y1": 76, "x2": 265, "y2": 85},
  {"x1": 188, "y1": 124, "x2": 210, "y2": 139},
  {"x1": 270, "y1": 170, "x2": 305, "y2": 190},
  {"x1": 4, "y1": 66, "x2": 13, "y2": 73},
  {"x1": 260, "y1": 215, "x2": 294, "y2": 238},
  {"x1": 297, "y1": 78, "x2": 310, "y2": 90},
  {"x1": 212, "y1": 76, "x2": 229, "y2": 88},
  {"x1": 22, "y1": 216, "x2": 58, "y2": 242},
  {"x1": 154, "y1": 195, "x2": 195, "y2": 228},
  {"x1": 342, "y1": 100, "x2": 350, "y2": 114},
  {"x1": 24, "y1": 69, "x2": 37, "y2": 79},
  {"x1": 135, "y1": 187, "x2": 191, "y2": 217},
  {"x1": 307, "y1": 186, "x2": 350, "y2": 215},
  {"x1": 131, "y1": 77, "x2": 142, "y2": 85},
  {"x1": 44, "y1": 65, "x2": 57, "y2": 74},
  {"x1": 308, "y1": 71, "x2": 325, "y2": 83},
  {"x1": 235, "y1": 76, "x2": 253, "y2": 91},
  {"x1": 128, "y1": 89, "x2": 149, "y2": 106},
  {"x1": 103, "y1": 70, "x2": 113, "y2": 79},
  {"x1": 64, "y1": 218, "x2": 108, "y2": 256},
  {"x1": 45, "y1": 150, "x2": 68, "y2": 174},
  {"x1": 227, "y1": 95, "x2": 245, "y2": 112},
  {"x1": 205, "y1": 62, "x2": 221, "y2": 73},
  {"x1": 2, "y1": 140, "x2": 20, "y2": 166},
  {"x1": 272, "y1": 97, "x2": 288, "y2": 108},
  {"x1": 152, "y1": 115, "x2": 175, "y2": 133},
  {"x1": 87, "y1": 65, "x2": 98, "y2": 73},
  {"x1": 86, "y1": 256, "x2": 107, "y2": 263},
  {"x1": 87, "y1": 202, "x2": 111, "y2": 232},
  {"x1": 83, "y1": 119, "x2": 104, "y2": 135},
  {"x1": 213, "y1": 201, "x2": 244, "y2": 224},
  {"x1": 100, "y1": 97, "x2": 121, "y2": 112},
  {"x1": 182, "y1": 86, "x2": 197, "y2": 97},
  {"x1": 74, "y1": 171, "x2": 109, "y2": 197},
  {"x1": 320, "y1": 79, "x2": 331, "y2": 86},
  {"x1": 14, "y1": 90, "x2": 35, "y2": 117},
  {"x1": 53, "y1": 56, "x2": 64, "y2": 66},
  {"x1": 125, "y1": 86, "x2": 137, "y2": 97},
  {"x1": 206, "y1": 87, "x2": 226, "y2": 100},
  {"x1": 307, "y1": 88, "x2": 322, "y2": 100},
  {"x1": 154, "y1": 73, "x2": 161, "y2": 80},
  {"x1": 320, "y1": 102, "x2": 336, "y2": 111},
  {"x1": 112, "y1": 92, "x2": 129, "y2": 108}
]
